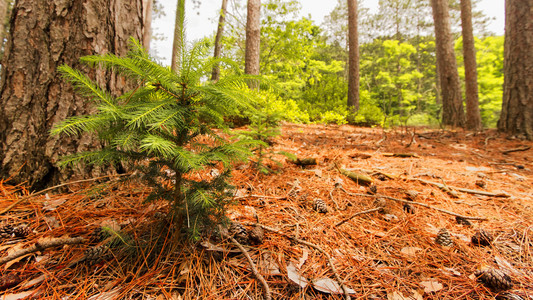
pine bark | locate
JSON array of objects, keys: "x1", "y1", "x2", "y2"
[
  {"x1": 0, "y1": 0, "x2": 146, "y2": 189},
  {"x1": 211, "y1": 0, "x2": 228, "y2": 81},
  {"x1": 460, "y1": 0, "x2": 481, "y2": 130},
  {"x1": 498, "y1": 0, "x2": 533, "y2": 140},
  {"x1": 431, "y1": 0, "x2": 465, "y2": 127},
  {"x1": 347, "y1": 0, "x2": 360, "y2": 115},
  {"x1": 244, "y1": 0, "x2": 260, "y2": 78},
  {"x1": 171, "y1": 0, "x2": 185, "y2": 72}
]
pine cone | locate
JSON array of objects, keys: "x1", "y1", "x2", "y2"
[
  {"x1": 0, "y1": 224, "x2": 14, "y2": 239},
  {"x1": 84, "y1": 244, "x2": 110, "y2": 264},
  {"x1": 88, "y1": 227, "x2": 108, "y2": 243},
  {"x1": 475, "y1": 267, "x2": 513, "y2": 291},
  {"x1": 12, "y1": 225, "x2": 30, "y2": 238},
  {"x1": 475, "y1": 180, "x2": 486, "y2": 189},
  {"x1": 403, "y1": 203, "x2": 415, "y2": 214},
  {"x1": 435, "y1": 228, "x2": 453, "y2": 247},
  {"x1": 404, "y1": 190, "x2": 420, "y2": 201},
  {"x1": 313, "y1": 198, "x2": 328, "y2": 213},
  {"x1": 367, "y1": 185, "x2": 378, "y2": 195},
  {"x1": 229, "y1": 222, "x2": 249, "y2": 244},
  {"x1": 471, "y1": 229, "x2": 493, "y2": 246},
  {"x1": 455, "y1": 216, "x2": 472, "y2": 226},
  {"x1": 248, "y1": 224, "x2": 264, "y2": 245}
]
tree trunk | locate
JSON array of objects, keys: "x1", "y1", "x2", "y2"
[
  {"x1": 431, "y1": 0, "x2": 465, "y2": 128},
  {"x1": 211, "y1": 0, "x2": 228, "y2": 81},
  {"x1": 460, "y1": 0, "x2": 481, "y2": 130},
  {"x1": 0, "y1": 0, "x2": 8, "y2": 47},
  {"x1": 171, "y1": 0, "x2": 185, "y2": 72},
  {"x1": 0, "y1": 0, "x2": 146, "y2": 190},
  {"x1": 498, "y1": 0, "x2": 533, "y2": 139},
  {"x1": 244, "y1": 0, "x2": 260, "y2": 81},
  {"x1": 347, "y1": 0, "x2": 360, "y2": 115},
  {"x1": 143, "y1": 0, "x2": 153, "y2": 52}
]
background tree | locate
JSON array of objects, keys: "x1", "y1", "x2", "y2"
[
  {"x1": 211, "y1": 0, "x2": 228, "y2": 81},
  {"x1": 0, "y1": 0, "x2": 146, "y2": 189},
  {"x1": 244, "y1": 0, "x2": 261, "y2": 78},
  {"x1": 0, "y1": 0, "x2": 13, "y2": 62},
  {"x1": 460, "y1": 0, "x2": 481, "y2": 130},
  {"x1": 431, "y1": 0, "x2": 465, "y2": 127},
  {"x1": 498, "y1": 0, "x2": 532, "y2": 139},
  {"x1": 143, "y1": 0, "x2": 153, "y2": 52},
  {"x1": 347, "y1": 0, "x2": 360, "y2": 115},
  {"x1": 171, "y1": 0, "x2": 186, "y2": 72}
]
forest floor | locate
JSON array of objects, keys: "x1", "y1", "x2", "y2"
[{"x1": 0, "y1": 123, "x2": 532, "y2": 300}]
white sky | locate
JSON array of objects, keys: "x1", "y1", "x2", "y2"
[{"x1": 152, "y1": 0, "x2": 505, "y2": 65}]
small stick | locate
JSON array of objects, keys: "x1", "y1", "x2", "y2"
[
  {"x1": 339, "y1": 188, "x2": 487, "y2": 221},
  {"x1": 234, "y1": 194, "x2": 287, "y2": 200},
  {"x1": 335, "y1": 208, "x2": 382, "y2": 227},
  {"x1": 0, "y1": 237, "x2": 86, "y2": 265},
  {"x1": 221, "y1": 230, "x2": 271, "y2": 300},
  {"x1": 0, "y1": 173, "x2": 131, "y2": 215},
  {"x1": 412, "y1": 178, "x2": 510, "y2": 198},
  {"x1": 255, "y1": 224, "x2": 351, "y2": 300},
  {"x1": 502, "y1": 146, "x2": 530, "y2": 155}
]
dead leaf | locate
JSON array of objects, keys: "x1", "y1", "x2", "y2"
[
  {"x1": 419, "y1": 280, "x2": 443, "y2": 293},
  {"x1": 441, "y1": 267, "x2": 461, "y2": 277},
  {"x1": 297, "y1": 248, "x2": 309, "y2": 269},
  {"x1": 287, "y1": 262, "x2": 308, "y2": 288},
  {"x1": 43, "y1": 197, "x2": 67, "y2": 211},
  {"x1": 312, "y1": 278, "x2": 356, "y2": 294},
  {"x1": 400, "y1": 247, "x2": 423, "y2": 256},
  {"x1": 259, "y1": 253, "x2": 281, "y2": 275},
  {"x1": 313, "y1": 169, "x2": 323, "y2": 177},
  {"x1": 20, "y1": 275, "x2": 46, "y2": 289}
]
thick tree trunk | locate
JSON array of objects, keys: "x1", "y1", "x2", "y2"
[
  {"x1": 347, "y1": 0, "x2": 360, "y2": 115},
  {"x1": 143, "y1": 0, "x2": 153, "y2": 52},
  {"x1": 171, "y1": 0, "x2": 185, "y2": 73},
  {"x1": 211, "y1": 0, "x2": 228, "y2": 81},
  {"x1": 244, "y1": 0, "x2": 260, "y2": 79},
  {"x1": 431, "y1": 0, "x2": 465, "y2": 128},
  {"x1": 0, "y1": 0, "x2": 145, "y2": 190},
  {"x1": 460, "y1": 0, "x2": 481, "y2": 130},
  {"x1": 498, "y1": 0, "x2": 533, "y2": 139}
]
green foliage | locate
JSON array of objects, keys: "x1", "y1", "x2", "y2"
[{"x1": 52, "y1": 38, "x2": 256, "y2": 240}]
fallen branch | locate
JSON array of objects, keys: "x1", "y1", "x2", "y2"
[
  {"x1": 255, "y1": 224, "x2": 352, "y2": 300},
  {"x1": 339, "y1": 188, "x2": 487, "y2": 221},
  {"x1": 221, "y1": 229, "x2": 271, "y2": 300},
  {"x1": 335, "y1": 208, "x2": 382, "y2": 227},
  {"x1": 502, "y1": 146, "x2": 530, "y2": 155},
  {"x1": 0, "y1": 173, "x2": 131, "y2": 215},
  {"x1": 382, "y1": 153, "x2": 420, "y2": 158},
  {"x1": 0, "y1": 237, "x2": 86, "y2": 265},
  {"x1": 412, "y1": 178, "x2": 510, "y2": 198}
]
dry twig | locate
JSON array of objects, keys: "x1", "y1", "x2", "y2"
[
  {"x1": 411, "y1": 178, "x2": 510, "y2": 198},
  {"x1": 221, "y1": 230, "x2": 271, "y2": 300},
  {"x1": 0, "y1": 237, "x2": 86, "y2": 265},
  {"x1": 335, "y1": 208, "x2": 382, "y2": 227},
  {"x1": 502, "y1": 146, "x2": 530, "y2": 155},
  {"x1": 339, "y1": 188, "x2": 487, "y2": 221}
]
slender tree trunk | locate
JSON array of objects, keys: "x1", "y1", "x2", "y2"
[
  {"x1": 498, "y1": 0, "x2": 533, "y2": 139},
  {"x1": 171, "y1": 0, "x2": 185, "y2": 73},
  {"x1": 431, "y1": 0, "x2": 465, "y2": 127},
  {"x1": 244, "y1": 0, "x2": 260, "y2": 80},
  {"x1": 211, "y1": 0, "x2": 228, "y2": 81},
  {"x1": 0, "y1": 0, "x2": 145, "y2": 189},
  {"x1": 347, "y1": 0, "x2": 360, "y2": 115},
  {"x1": 143, "y1": 0, "x2": 153, "y2": 51},
  {"x1": 460, "y1": 0, "x2": 481, "y2": 130}
]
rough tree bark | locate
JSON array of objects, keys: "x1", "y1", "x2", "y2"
[
  {"x1": 244, "y1": 0, "x2": 260, "y2": 81},
  {"x1": 0, "y1": 0, "x2": 146, "y2": 189},
  {"x1": 460, "y1": 0, "x2": 481, "y2": 130},
  {"x1": 498, "y1": 0, "x2": 533, "y2": 140},
  {"x1": 211, "y1": 0, "x2": 228, "y2": 81},
  {"x1": 171, "y1": 0, "x2": 185, "y2": 72},
  {"x1": 347, "y1": 0, "x2": 360, "y2": 116},
  {"x1": 431, "y1": 0, "x2": 465, "y2": 128}
]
